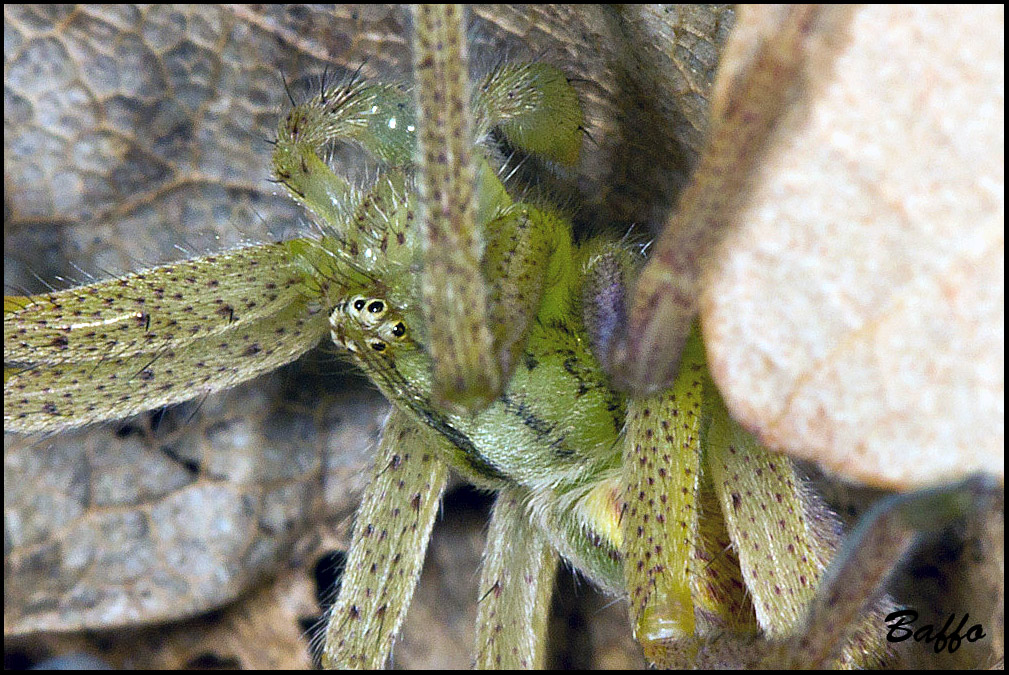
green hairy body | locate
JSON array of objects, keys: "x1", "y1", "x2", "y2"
[{"x1": 10, "y1": 6, "x2": 993, "y2": 669}]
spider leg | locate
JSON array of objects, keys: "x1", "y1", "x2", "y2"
[
  {"x1": 413, "y1": 4, "x2": 588, "y2": 414},
  {"x1": 322, "y1": 407, "x2": 450, "y2": 668},
  {"x1": 620, "y1": 332, "x2": 706, "y2": 655},
  {"x1": 474, "y1": 489, "x2": 559, "y2": 669},
  {"x1": 4, "y1": 246, "x2": 328, "y2": 433},
  {"x1": 784, "y1": 474, "x2": 1003, "y2": 668},
  {"x1": 706, "y1": 386, "x2": 891, "y2": 667},
  {"x1": 412, "y1": 4, "x2": 499, "y2": 413}
]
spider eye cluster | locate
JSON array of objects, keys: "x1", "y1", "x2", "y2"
[
  {"x1": 330, "y1": 294, "x2": 410, "y2": 355},
  {"x1": 348, "y1": 295, "x2": 389, "y2": 325}
]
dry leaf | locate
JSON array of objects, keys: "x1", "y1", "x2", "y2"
[{"x1": 702, "y1": 5, "x2": 1004, "y2": 489}]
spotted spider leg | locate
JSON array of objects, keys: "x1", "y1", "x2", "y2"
[
  {"x1": 410, "y1": 4, "x2": 497, "y2": 412},
  {"x1": 412, "y1": 4, "x2": 584, "y2": 413},
  {"x1": 580, "y1": 244, "x2": 891, "y2": 667},
  {"x1": 4, "y1": 245, "x2": 330, "y2": 434},
  {"x1": 684, "y1": 475, "x2": 1002, "y2": 668},
  {"x1": 621, "y1": 333, "x2": 892, "y2": 668},
  {"x1": 320, "y1": 408, "x2": 450, "y2": 668},
  {"x1": 773, "y1": 475, "x2": 1001, "y2": 668},
  {"x1": 473, "y1": 488, "x2": 559, "y2": 669},
  {"x1": 607, "y1": 5, "x2": 854, "y2": 395}
]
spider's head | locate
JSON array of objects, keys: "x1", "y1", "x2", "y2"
[{"x1": 328, "y1": 290, "x2": 435, "y2": 417}]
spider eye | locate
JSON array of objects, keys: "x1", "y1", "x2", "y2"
[
  {"x1": 368, "y1": 300, "x2": 385, "y2": 313},
  {"x1": 391, "y1": 321, "x2": 406, "y2": 338},
  {"x1": 353, "y1": 299, "x2": 366, "y2": 311},
  {"x1": 369, "y1": 340, "x2": 387, "y2": 352}
]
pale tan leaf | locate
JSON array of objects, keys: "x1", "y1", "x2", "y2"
[{"x1": 702, "y1": 5, "x2": 1004, "y2": 489}]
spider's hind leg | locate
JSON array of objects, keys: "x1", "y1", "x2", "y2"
[
  {"x1": 474, "y1": 489, "x2": 559, "y2": 669},
  {"x1": 782, "y1": 474, "x2": 1004, "y2": 669}
]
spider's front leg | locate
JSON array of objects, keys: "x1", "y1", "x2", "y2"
[
  {"x1": 4, "y1": 244, "x2": 331, "y2": 433},
  {"x1": 412, "y1": 4, "x2": 583, "y2": 413}
]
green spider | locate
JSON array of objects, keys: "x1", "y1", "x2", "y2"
[{"x1": 4, "y1": 4, "x2": 1000, "y2": 670}]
